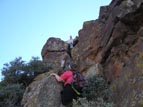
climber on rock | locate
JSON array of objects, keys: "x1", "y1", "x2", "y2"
[{"x1": 50, "y1": 64, "x2": 83, "y2": 106}]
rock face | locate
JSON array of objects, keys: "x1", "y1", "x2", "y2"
[
  {"x1": 22, "y1": 0, "x2": 143, "y2": 107},
  {"x1": 78, "y1": 20, "x2": 103, "y2": 74},
  {"x1": 98, "y1": 1, "x2": 143, "y2": 106}
]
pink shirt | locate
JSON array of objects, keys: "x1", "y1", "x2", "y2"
[{"x1": 60, "y1": 70, "x2": 74, "y2": 86}]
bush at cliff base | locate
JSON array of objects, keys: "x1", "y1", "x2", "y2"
[{"x1": 73, "y1": 75, "x2": 114, "y2": 107}]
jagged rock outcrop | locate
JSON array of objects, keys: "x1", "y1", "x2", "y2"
[
  {"x1": 22, "y1": 0, "x2": 143, "y2": 107},
  {"x1": 78, "y1": 20, "x2": 103, "y2": 74},
  {"x1": 76, "y1": 0, "x2": 143, "y2": 106},
  {"x1": 100, "y1": 1, "x2": 143, "y2": 106}
]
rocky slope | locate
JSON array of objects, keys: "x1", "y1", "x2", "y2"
[{"x1": 22, "y1": 0, "x2": 143, "y2": 107}]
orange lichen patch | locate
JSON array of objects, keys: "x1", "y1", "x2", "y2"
[
  {"x1": 112, "y1": 61, "x2": 122, "y2": 78},
  {"x1": 106, "y1": 59, "x2": 123, "y2": 82}
]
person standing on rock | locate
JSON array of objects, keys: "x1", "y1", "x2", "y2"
[
  {"x1": 50, "y1": 64, "x2": 82, "y2": 106},
  {"x1": 67, "y1": 35, "x2": 74, "y2": 58},
  {"x1": 67, "y1": 35, "x2": 74, "y2": 49}
]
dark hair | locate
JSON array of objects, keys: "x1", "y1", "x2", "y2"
[{"x1": 70, "y1": 63, "x2": 77, "y2": 71}]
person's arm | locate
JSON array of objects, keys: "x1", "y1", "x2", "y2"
[{"x1": 50, "y1": 73, "x2": 64, "y2": 82}]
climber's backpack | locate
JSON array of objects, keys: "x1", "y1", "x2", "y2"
[{"x1": 72, "y1": 71, "x2": 85, "y2": 95}]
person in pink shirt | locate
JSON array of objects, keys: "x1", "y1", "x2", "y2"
[{"x1": 51, "y1": 64, "x2": 80, "y2": 106}]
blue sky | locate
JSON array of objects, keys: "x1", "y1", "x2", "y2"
[{"x1": 0, "y1": 0, "x2": 111, "y2": 79}]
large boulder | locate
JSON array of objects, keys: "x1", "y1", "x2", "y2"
[
  {"x1": 41, "y1": 37, "x2": 68, "y2": 69},
  {"x1": 21, "y1": 71, "x2": 63, "y2": 107}
]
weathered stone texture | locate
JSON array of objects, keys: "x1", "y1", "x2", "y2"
[{"x1": 21, "y1": 71, "x2": 63, "y2": 107}]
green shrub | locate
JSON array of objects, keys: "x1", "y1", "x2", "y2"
[
  {"x1": 73, "y1": 75, "x2": 114, "y2": 107},
  {"x1": 73, "y1": 97, "x2": 114, "y2": 107},
  {"x1": 0, "y1": 56, "x2": 52, "y2": 107},
  {"x1": 1, "y1": 57, "x2": 51, "y2": 87},
  {"x1": 82, "y1": 75, "x2": 111, "y2": 101},
  {"x1": 0, "y1": 84, "x2": 25, "y2": 107}
]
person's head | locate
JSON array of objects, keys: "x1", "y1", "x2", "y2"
[
  {"x1": 70, "y1": 35, "x2": 72, "y2": 39},
  {"x1": 70, "y1": 63, "x2": 78, "y2": 72}
]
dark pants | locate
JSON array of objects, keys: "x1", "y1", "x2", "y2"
[
  {"x1": 61, "y1": 84, "x2": 77, "y2": 105},
  {"x1": 67, "y1": 45, "x2": 72, "y2": 58}
]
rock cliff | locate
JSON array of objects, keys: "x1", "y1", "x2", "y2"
[{"x1": 22, "y1": 0, "x2": 143, "y2": 107}]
